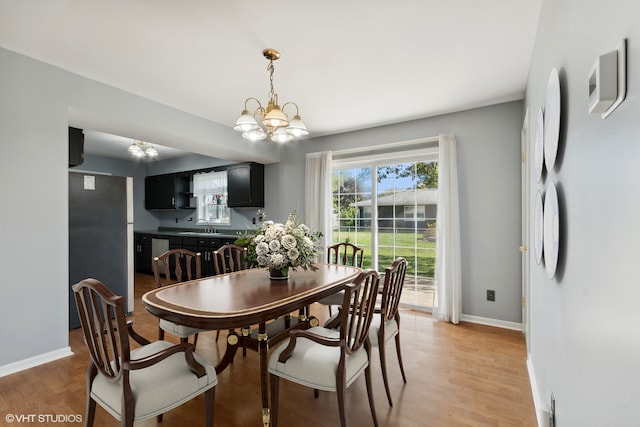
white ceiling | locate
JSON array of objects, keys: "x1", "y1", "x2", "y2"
[{"x1": 0, "y1": 1, "x2": 542, "y2": 160}]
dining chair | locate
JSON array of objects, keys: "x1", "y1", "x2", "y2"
[
  {"x1": 153, "y1": 248, "x2": 203, "y2": 346},
  {"x1": 370, "y1": 257, "x2": 408, "y2": 406},
  {"x1": 268, "y1": 269, "x2": 381, "y2": 427},
  {"x1": 317, "y1": 242, "x2": 365, "y2": 315},
  {"x1": 212, "y1": 243, "x2": 249, "y2": 275},
  {"x1": 72, "y1": 278, "x2": 217, "y2": 427},
  {"x1": 212, "y1": 243, "x2": 249, "y2": 344}
]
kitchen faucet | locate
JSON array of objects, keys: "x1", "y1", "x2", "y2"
[{"x1": 196, "y1": 218, "x2": 216, "y2": 234}]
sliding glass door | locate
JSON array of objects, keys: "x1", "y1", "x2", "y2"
[{"x1": 332, "y1": 152, "x2": 438, "y2": 310}]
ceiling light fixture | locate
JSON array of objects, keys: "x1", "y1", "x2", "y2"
[
  {"x1": 128, "y1": 140, "x2": 159, "y2": 158},
  {"x1": 234, "y1": 49, "x2": 309, "y2": 143}
]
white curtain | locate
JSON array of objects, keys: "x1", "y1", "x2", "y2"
[
  {"x1": 193, "y1": 171, "x2": 227, "y2": 221},
  {"x1": 305, "y1": 151, "x2": 332, "y2": 262},
  {"x1": 434, "y1": 133, "x2": 462, "y2": 324}
]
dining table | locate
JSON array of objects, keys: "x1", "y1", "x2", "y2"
[{"x1": 142, "y1": 262, "x2": 361, "y2": 426}]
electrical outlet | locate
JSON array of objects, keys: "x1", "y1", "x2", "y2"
[{"x1": 487, "y1": 290, "x2": 495, "y2": 301}]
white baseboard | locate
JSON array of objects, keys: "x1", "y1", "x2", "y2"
[
  {"x1": 527, "y1": 355, "x2": 546, "y2": 426},
  {"x1": 0, "y1": 347, "x2": 73, "y2": 378},
  {"x1": 460, "y1": 314, "x2": 523, "y2": 331}
]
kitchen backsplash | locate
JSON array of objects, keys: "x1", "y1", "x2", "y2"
[{"x1": 156, "y1": 207, "x2": 260, "y2": 231}]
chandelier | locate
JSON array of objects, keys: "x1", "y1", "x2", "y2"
[
  {"x1": 233, "y1": 49, "x2": 309, "y2": 143},
  {"x1": 127, "y1": 140, "x2": 158, "y2": 158}
]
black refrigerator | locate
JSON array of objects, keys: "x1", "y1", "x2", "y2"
[{"x1": 69, "y1": 172, "x2": 133, "y2": 330}]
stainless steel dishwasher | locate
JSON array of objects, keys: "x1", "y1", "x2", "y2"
[{"x1": 151, "y1": 237, "x2": 169, "y2": 265}]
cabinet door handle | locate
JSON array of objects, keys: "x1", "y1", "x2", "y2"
[{"x1": 172, "y1": 197, "x2": 175, "y2": 206}]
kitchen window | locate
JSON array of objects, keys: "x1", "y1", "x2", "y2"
[{"x1": 193, "y1": 171, "x2": 230, "y2": 225}]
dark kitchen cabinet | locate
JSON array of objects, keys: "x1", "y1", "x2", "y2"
[
  {"x1": 135, "y1": 233, "x2": 153, "y2": 273},
  {"x1": 145, "y1": 173, "x2": 195, "y2": 210},
  {"x1": 227, "y1": 162, "x2": 264, "y2": 208},
  {"x1": 68, "y1": 127, "x2": 84, "y2": 167},
  {"x1": 145, "y1": 174, "x2": 175, "y2": 209},
  {"x1": 182, "y1": 235, "x2": 237, "y2": 277},
  {"x1": 176, "y1": 172, "x2": 195, "y2": 209}
]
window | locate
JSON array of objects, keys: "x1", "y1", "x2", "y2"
[
  {"x1": 331, "y1": 140, "x2": 438, "y2": 310},
  {"x1": 404, "y1": 205, "x2": 426, "y2": 221},
  {"x1": 193, "y1": 171, "x2": 230, "y2": 225}
]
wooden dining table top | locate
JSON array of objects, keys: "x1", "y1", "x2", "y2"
[{"x1": 142, "y1": 263, "x2": 361, "y2": 330}]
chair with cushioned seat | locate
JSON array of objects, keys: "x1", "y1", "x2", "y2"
[
  {"x1": 72, "y1": 278, "x2": 217, "y2": 427},
  {"x1": 212, "y1": 243, "x2": 249, "y2": 344},
  {"x1": 153, "y1": 248, "x2": 204, "y2": 346},
  {"x1": 370, "y1": 257, "x2": 408, "y2": 406},
  {"x1": 268, "y1": 269, "x2": 380, "y2": 427},
  {"x1": 212, "y1": 243, "x2": 249, "y2": 275},
  {"x1": 317, "y1": 242, "x2": 365, "y2": 314}
]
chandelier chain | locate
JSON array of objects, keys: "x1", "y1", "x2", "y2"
[{"x1": 267, "y1": 59, "x2": 276, "y2": 101}]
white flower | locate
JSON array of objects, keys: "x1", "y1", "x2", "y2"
[
  {"x1": 255, "y1": 241, "x2": 269, "y2": 256},
  {"x1": 265, "y1": 223, "x2": 284, "y2": 241},
  {"x1": 270, "y1": 253, "x2": 285, "y2": 267},
  {"x1": 281, "y1": 234, "x2": 297, "y2": 250},
  {"x1": 269, "y1": 239, "x2": 281, "y2": 252},
  {"x1": 247, "y1": 210, "x2": 320, "y2": 272},
  {"x1": 303, "y1": 236, "x2": 314, "y2": 249}
]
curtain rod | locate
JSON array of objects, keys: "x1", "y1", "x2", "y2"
[{"x1": 330, "y1": 136, "x2": 439, "y2": 157}]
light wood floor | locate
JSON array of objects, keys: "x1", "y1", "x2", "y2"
[{"x1": 0, "y1": 274, "x2": 536, "y2": 426}]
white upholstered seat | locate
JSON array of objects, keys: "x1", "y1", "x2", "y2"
[{"x1": 268, "y1": 269, "x2": 380, "y2": 427}]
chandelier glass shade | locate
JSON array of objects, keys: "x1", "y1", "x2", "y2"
[
  {"x1": 128, "y1": 140, "x2": 158, "y2": 158},
  {"x1": 234, "y1": 49, "x2": 308, "y2": 143}
]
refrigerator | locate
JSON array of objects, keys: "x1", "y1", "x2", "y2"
[{"x1": 69, "y1": 172, "x2": 134, "y2": 330}]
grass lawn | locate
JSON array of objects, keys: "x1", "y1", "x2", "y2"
[{"x1": 332, "y1": 229, "x2": 436, "y2": 277}]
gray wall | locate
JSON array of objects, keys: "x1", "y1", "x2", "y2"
[
  {"x1": 274, "y1": 101, "x2": 524, "y2": 324},
  {"x1": 0, "y1": 45, "x2": 523, "y2": 371},
  {"x1": 526, "y1": 0, "x2": 640, "y2": 424},
  {"x1": 0, "y1": 46, "x2": 274, "y2": 368}
]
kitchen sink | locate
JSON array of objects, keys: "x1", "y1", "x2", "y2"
[{"x1": 178, "y1": 231, "x2": 222, "y2": 236}]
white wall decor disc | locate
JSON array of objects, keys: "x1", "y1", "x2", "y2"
[
  {"x1": 544, "y1": 68, "x2": 561, "y2": 171},
  {"x1": 543, "y1": 181, "x2": 560, "y2": 279},
  {"x1": 534, "y1": 107, "x2": 545, "y2": 183},
  {"x1": 534, "y1": 190, "x2": 544, "y2": 265}
]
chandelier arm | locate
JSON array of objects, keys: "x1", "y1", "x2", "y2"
[
  {"x1": 281, "y1": 102, "x2": 300, "y2": 118},
  {"x1": 243, "y1": 97, "x2": 264, "y2": 112}
]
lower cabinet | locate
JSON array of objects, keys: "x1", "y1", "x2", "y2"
[
  {"x1": 135, "y1": 234, "x2": 153, "y2": 273},
  {"x1": 136, "y1": 233, "x2": 239, "y2": 278},
  {"x1": 181, "y1": 236, "x2": 237, "y2": 278}
]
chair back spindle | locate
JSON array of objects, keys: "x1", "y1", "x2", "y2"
[
  {"x1": 153, "y1": 249, "x2": 201, "y2": 288},
  {"x1": 213, "y1": 244, "x2": 249, "y2": 275},
  {"x1": 341, "y1": 269, "x2": 380, "y2": 354},
  {"x1": 73, "y1": 278, "x2": 130, "y2": 381},
  {"x1": 327, "y1": 242, "x2": 364, "y2": 268},
  {"x1": 381, "y1": 257, "x2": 408, "y2": 322}
]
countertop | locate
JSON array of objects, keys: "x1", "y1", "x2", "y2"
[{"x1": 135, "y1": 228, "x2": 253, "y2": 240}]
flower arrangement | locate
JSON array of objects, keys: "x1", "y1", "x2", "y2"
[{"x1": 244, "y1": 211, "x2": 322, "y2": 277}]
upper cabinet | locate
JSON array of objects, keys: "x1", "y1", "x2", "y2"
[
  {"x1": 227, "y1": 162, "x2": 264, "y2": 208},
  {"x1": 68, "y1": 127, "x2": 84, "y2": 167},
  {"x1": 144, "y1": 162, "x2": 264, "y2": 210},
  {"x1": 145, "y1": 173, "x2": 194, "y2": 210}
]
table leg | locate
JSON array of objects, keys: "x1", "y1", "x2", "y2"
[
  {"x1": 214, "y1": 330, "x2": 240, "y2": 375},
  {"x1": 257, "y1": 321, "x2": 270, "y2": 427}
]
